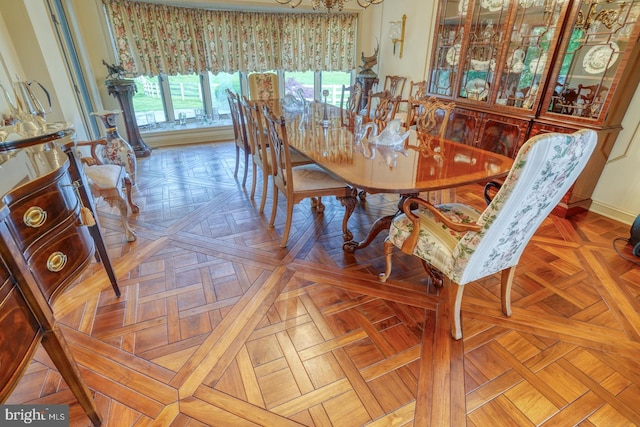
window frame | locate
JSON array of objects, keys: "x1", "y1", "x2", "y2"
[{"x1": 134, "y1": 70, "x2": 355, "y2": 130}]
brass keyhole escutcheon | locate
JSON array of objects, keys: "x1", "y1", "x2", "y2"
[
  {"x1": 23, "y1": 206, "x2": 47, "y2": 228},
  {"x1": 46, "y1": 252, "x2": 67, "y2": 273}
]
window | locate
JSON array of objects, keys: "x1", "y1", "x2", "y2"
[
  {"x1": 132, "y1": 76, "x2": 165, "y2": 127},
  {"x1": 321, "y1": 71, "x2": 352, "y2": 106},
  {"x1": 284, "y1": 71, "x2": 314, "y2": 101},
  {"x1": 132, "y1": 70, "x2": 353, "y2": 131},
  {"x1": 132, "y1": 72, "x2": 240, "y2": 129},
  {"x1": 167, "y1": 74, "x2": 204, "y2": 120}
]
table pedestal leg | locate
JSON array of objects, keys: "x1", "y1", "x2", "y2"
[
  {"x1": 338, "y1": 188, "x2": 358, "y2": 242},
  {"x1": 343, "y1": 193, "x2": 417, "y2": 253}
]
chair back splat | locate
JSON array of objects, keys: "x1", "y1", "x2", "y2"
[
  {"x1": 407, "y1": 96, "x2": 456, "y2": 139},
  {"x1": 340, "y1": 82, "x2": 363, "y2": 127},
  {"x1": 380, "y1": 129, "x2": 598, "y2": 339}
]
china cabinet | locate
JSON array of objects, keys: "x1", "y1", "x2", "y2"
[{"x1": 427, "y1": 0, "x2": 640, "y2": 216}]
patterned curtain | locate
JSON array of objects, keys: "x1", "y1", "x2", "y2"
[{"x1": 102, "y1": 0, "x2": 357, "y2": 77}]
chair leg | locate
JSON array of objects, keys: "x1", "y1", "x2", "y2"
[
  {"x1": 259, "y1": 170, "x2": 269, "y2": 214},
  {"x1": 104, "y1": 194, "x2": 137, "y2": 242},
  {"x1": 449, "y1": 281, "x2": 464, "y2": 340},
  {"x1": 269, "y1": 184, "x2": 278, "y2": 228},
  {"x1": 280, "y1": 199, "x2": 294, "y2": 247},
  {"x1": 421, "y1": 260, "x2": 444, "y2": 288},
  {"x1": 315, "y1": 197, "x2": 325, "y2": 213},
  {"x1": 501, "y1": 266, "x2": 516, "y2": 317},
  {"x1": 123, "y1": 175, "x2": 139, "y2": 213},
  {"x1": 234, "y1": 145, "x2": 240, "y2": 178},
  {"x1": 379, "y1": 237, "x2": 395, "y2": 282},
  {"x1": 250, "y1": 162, "x2": 258, "y2": 200},
  {"x1": 242, "y1": 149, "x2": 249, "y2": 187}
]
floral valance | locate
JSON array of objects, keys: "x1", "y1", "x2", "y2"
[{"x1": 102, "y1": 0, "x2": 358, "y2": 77}]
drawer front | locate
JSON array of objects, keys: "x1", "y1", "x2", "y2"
[
  {"x1": 26, "y1": 221, "x2": 94, "y2": 303},
  {"x1": 4, "y1": 163, "x2": 80, "y2": 252},
  {"x1": 0, "y1": 264, "x2": 41, "y2": 400}
]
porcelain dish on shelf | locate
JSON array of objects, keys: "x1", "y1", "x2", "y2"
[
  {"x1": 583, "y1": 43, "x2": 620, "y2": 74},
  {"x1": 446, "y1": 44, "x2": 461, "y2": 66},
  {"x1": 458, "y1": 0, "x2": 469, "y2": 15},
  {"x1": 518, "y1": 0, "x2": 535, "y2": 7},
  {"x1": 529, "y1": 52, "x2": 548, "y2": 74},
  {"x1": 470, "y1": 58, "x2": 496, "y2": 71},
  {"x1": 480, "y1": 0, "x2": 506, "y2": 12},
  {"x1": 465, "y1": 78, "x2": 489, "y2": 101}
]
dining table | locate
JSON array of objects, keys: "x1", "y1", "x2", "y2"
[{"x1": 265, "y1": 99, "x2": 515, "y2": 253}]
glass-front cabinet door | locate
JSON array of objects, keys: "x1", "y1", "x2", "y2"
[
  {"x1": 429, "y1": 0, "x2": 640, "y2": 122},
  {"x1": 494, "y1": 0, "x2": 567, "y2": 110},
  {"x1": 541, "y1": 0, "x2": 640, "y2": 124},
  {"x1": 429, "y1": 0, "x2": 568, "y2": 112}
]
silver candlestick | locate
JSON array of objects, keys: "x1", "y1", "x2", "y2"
[{"x1": 321, "y1": 89, "x2": 330, "y2": 129}]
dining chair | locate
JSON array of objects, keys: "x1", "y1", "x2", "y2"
[
  {"x1": 383, "y1": 75, "x2": 407, "y2": 98},
  {"x1": 339, "y1": 82, "x2": 363, "y2": 127},
  {"x1": 405, "y1": 96, "x2": 456, "y2": 139},
  {"x1": 408, "y1": 80, "x2": 428, "y2": 100},
  {"x1": 364, "y1": 90, "x2": 402, "y2": 131},
  {"x1": 75, "y1": 139, "x2": 140, "y2": 242},
  {"x1": 226, "y1": 89, "x2": 250, "y2": 187},
  {"x1": 379, "y1": 129, "x2": 598, "y2": 340},
  {"x1": 240, "y1": 96, "x2": 312, "y2": 216},
  {"x1": 248, "y1": 72, "x2": 280, "y2": 101},
  {"x1": 262, "y1": 105, "x2": 355, "y2": 248},
  {"x1": 400, "y1": 80, "x2": 429, "y2": 120}
]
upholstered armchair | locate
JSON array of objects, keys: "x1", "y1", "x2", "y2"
[
  {"x1": 379, "y1": 130, "x2": 598, "y2": 339},
  {"x1": 76, "y1": 139, "x2": 139, "y2": 242}
]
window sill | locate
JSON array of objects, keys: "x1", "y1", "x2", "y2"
[{"x1": 140, "y1": 120, "x2": 234, "y2": 147}]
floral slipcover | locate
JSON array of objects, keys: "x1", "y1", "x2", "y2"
[
  {"x1": 387, "y1": 129, "x2": 598, "y2": 285},
  {"x1": 249, "y1": 73, "x2": 279, "y2": 101}
]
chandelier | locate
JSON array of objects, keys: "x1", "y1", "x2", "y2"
[{"x1": 275, "y1": 0, "x2": 383, "y2": 12}]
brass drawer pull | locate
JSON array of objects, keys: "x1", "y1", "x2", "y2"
[
  {"x1": 23, "y1": 206, "x2": 47, "y2": 228},
  {"x1": 46, "y1": 252, "x2": 67, "y2": 273}
]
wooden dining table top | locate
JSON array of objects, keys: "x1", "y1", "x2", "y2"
[{"x1": 266, "y1": 100, "x2": 514, "y2": 195}]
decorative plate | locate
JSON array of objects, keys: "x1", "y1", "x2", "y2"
[
  {"x1": 465, "y1": 78, "x2": 489, "y2": 100},
  {"x1": 583, "y1": 43, "x2": 620, "y2": 74},
  {"x1": 480, "y1": 0, "x2": 505, "y2": 12},
  {"x1": 458, "y1": 0, "x2": 469, "y2": 16},
  {"x1": 446, "y1": 44, "x2": 461, "y2": 66}
]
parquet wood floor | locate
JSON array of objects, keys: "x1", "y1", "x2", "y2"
[{"x1": 8, "y1": 142, "x2": 640, "y2": 426}]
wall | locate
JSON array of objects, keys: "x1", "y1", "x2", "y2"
[{"x1": 1, "y1": 0, "x2": 639, "y2": 225}]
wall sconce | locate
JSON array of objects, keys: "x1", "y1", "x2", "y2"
[{"x1": 389, "y1": 14, "x2": 406, "y2": 58}]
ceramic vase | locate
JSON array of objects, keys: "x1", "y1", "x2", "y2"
[{"x1": 91, "y1": 110, "x2": 137, "y2": 184}]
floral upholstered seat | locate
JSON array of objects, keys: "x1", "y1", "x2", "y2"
[{"x1": 379, "y1": 130, "x2": 598, "y2": 339}]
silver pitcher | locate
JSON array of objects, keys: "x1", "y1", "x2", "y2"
[{"x1": 1, "y1": 77, "x2": 52, "y2": 129}]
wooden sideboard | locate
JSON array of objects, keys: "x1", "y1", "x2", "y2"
[{"x1": 0, "y1": 127, "x2": 122, "y2": 425}]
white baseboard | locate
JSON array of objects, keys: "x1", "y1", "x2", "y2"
[
  {"x1": 141, "y1": 125, "x2": 234, "y2": 148},
  {"x1": 590, "y1": 201, "x2": 637, "y2": 226}
]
